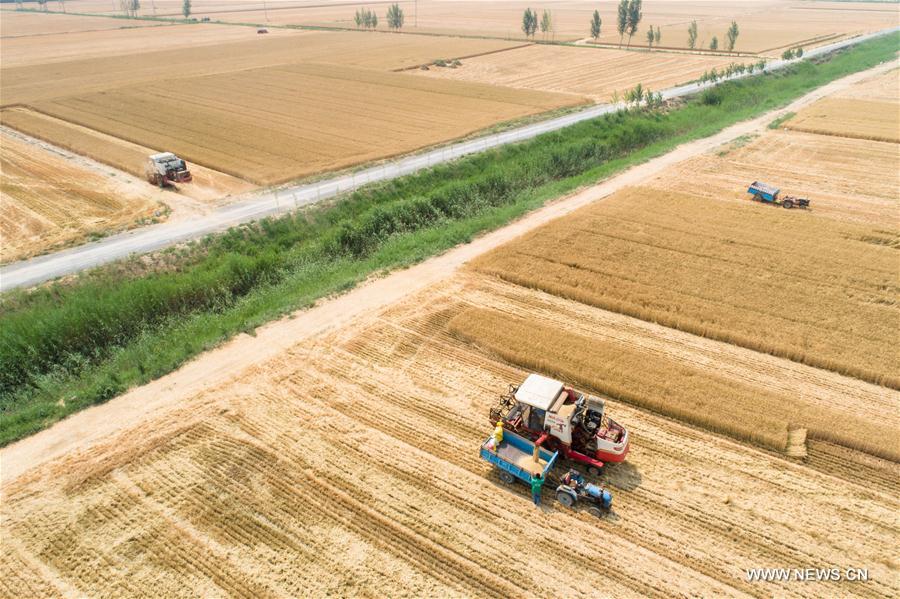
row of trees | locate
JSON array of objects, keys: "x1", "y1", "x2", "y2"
[
  {"x1": 589, "y1": 8, "x2": 739, "y2": 52},
  {"x1": 688, "y1": 19, "x2": 740, "y2": 51},
  {"x1": 698, "y1": 59, "x2": 767, "y2": 84},
  {"x1": 586, "y1": 1, "x2": 643, "y2": 46},
  {"x1": 354, "y1": 3, "x2": 405, "y2": 30},
  {"x1": 782, "y1": 46, "x2": 804, "y2": 60},
  {"x1": 521, "y1": 8, "x2": 554, "y2": 39},
  {"x1": 616, "y1": 0, "x2": 642, "y2": 46}
]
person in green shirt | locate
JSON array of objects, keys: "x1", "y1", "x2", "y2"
[{"x1": 530, "y1": 473, "x2": 544, "y2": 507}]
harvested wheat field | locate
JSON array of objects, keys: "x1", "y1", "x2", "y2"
[
  {"x1": 0, "y1": 130, "x2": 165, "y2": 263},
  {"x1": 647, "y1": 130, "x2": 900, "y2": 226},
  {"x1": 18, "y1": 63, "x2": 578, "y2": 185},
  {"x1": 186, "y1": 0, "x2": 897, "y2": 51},
  {"x1": 0, "y1": 10, "x2": 159, "y2": 38},
  {"x1": 472, "y1": 187, "x2": 900, "y2": 389},
  {"x1": 0, "y1": 21, "x2": 302, "y2": 68},
  {"x1": 2, "y1": 272, "x2": 898, "y2": 597},
  {"x1": 422, "y1": 44, "x2": 738, "y2": 100},
  {"x1": 832, "y1": 68, "x2": 900, "y2": 103},
  {"x1": 0, "y1": 31, "x2": 521, "y2": 104}
]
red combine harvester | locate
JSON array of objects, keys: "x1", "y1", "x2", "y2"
[
  {"x1": 489, "y1": 374, "x2": 629, "y2": 474},
  {"x1": 145, "y1": 152, "x2": 192, "y2": 188}
]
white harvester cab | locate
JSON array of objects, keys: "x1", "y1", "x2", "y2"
[
  {"x1": 146, "y1": 152, "x2": 192, "y2": 187},
  {"x1": 492, "y1": 373, "x2": 630, "y2": 466},
  {"x1": 514, "y1": 374, "x2": 578, "y2": 444}
]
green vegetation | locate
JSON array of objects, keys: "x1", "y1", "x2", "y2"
[
  {"x1": 768, "y1": 111, "x2": 796, "y2": 129},
  {"x1": 1, "y1": 32, "x2": 896, "y2": 446}
]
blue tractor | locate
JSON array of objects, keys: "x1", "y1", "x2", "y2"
[{"x1": 747, "y1": 181, "x2": 809, "y2": 209}]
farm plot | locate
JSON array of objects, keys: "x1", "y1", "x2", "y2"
[
  {"x1": 421, "y1": 44, "x2": 738, "y2": 101},
  {"x1": 22, "y1": 63, "x2": 581, "y2": 185},
  {"x1": 0, "y1": 10, "x2": 159, "y2": 38},
  {"x1": 0, "y1": 31, "x2": 521, "y2": 104},
  {"x1": 0, "y1": 22, "x2": 302, "y2": 68},
  {"x1": 471, "y1": 187, "x2": 900, "y2": 389},
  {"x1": 784, "y1": 98, "x2": 900, "y2": 143},
  {"x1": 192, "y1": 0, "x2": 897, "y2": 50},
  {"x1": 0, "y1": 131, "x2": 163, "y2": 263},
  {"x1": 645, "y1": 130, "x2": 900, "y2": 226},
  {"x1": 832, "y1": 67, "x2": 900, "y2": 103},
  {"x1": 0, "y1": 108, "x2": 254, "y2": 201},
  {"x1": 2, "y1": 273, "x2": 898, "y2": 597}
]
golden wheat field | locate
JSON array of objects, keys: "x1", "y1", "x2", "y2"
[
  {"x1": 421, "y1": 44, "x2": 738, "y2": 101},
  {"x1": 18, "y1": 63, "x2": 577, "y2": 185},
  {"x1": 472, "y1": 187, "x2": 900, "y2": 389},
  {"x1": 784, "y1": 98, "x2": 900, "y2": 143},
  {"x1": 156, "y1": 0, "x2": 897, "y2": 52},
  {"x1": 2, "y1": 272, "x2": 898, "y2": 597}
]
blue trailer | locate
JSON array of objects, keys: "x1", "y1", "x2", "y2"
[
  {"x1": 480, "y1": 430, "x2": 614, "y2": 515},
  {"x1": 747, "y1": 181, "x2": 810, "y2": 209},
  {"x1": 480, "y1": 430, "x2": 558, "y2": 485}
]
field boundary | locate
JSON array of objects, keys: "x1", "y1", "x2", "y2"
[{"x1": 391, "y1": 42, "x2": 533, "y2": 72}]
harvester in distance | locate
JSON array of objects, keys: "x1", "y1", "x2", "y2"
[
  {"x1": 146, "y1": 152, "x2": 192, "y2": 187},
  {"x1": 489, "y1": 374, "x2": 629, "y2": 475}
]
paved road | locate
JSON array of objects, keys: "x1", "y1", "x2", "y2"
[{"x1": 2, "y1": 28, "x2": 895, "y2": 290}]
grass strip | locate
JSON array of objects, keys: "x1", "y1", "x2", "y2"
[{"x1": 1, "y1": 32, "x2": 896, "y2": 446}]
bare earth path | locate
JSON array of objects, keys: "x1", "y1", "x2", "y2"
[
  {"x1": 3, "y1": 57, "x2": 897, "y2": 486},
  {"x1": 1, "y1": 28, "x2": 894, "y2": 290}
]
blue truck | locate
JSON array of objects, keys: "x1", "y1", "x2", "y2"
[
  {"x1": 480, "y1": 430, "x2": 612, "y2": 515},
  {"x1": 747, "y1": 181, "x2": 810, "y2": 209}
]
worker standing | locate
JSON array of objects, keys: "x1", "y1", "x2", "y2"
[
  {"x1": 530, "y1": 473, "x2": 544, "y2": 507},
  {"x1": 492, "y1": 420, "x2": 504, "y2": 451}
]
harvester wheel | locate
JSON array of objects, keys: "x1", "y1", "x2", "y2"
[
  {"x1": 587, "y1": 506, "x2": 604, "y2": 518},
  {"x1": 782, "y1": 199, "x2": 794, "y2": 209},
  {"x1": 556, "y1": 491, "x2": 575, "y2": 508},
  {"x1": 754, "y1": 194, "x2": 763, "y2": 202},
  {"x1": 587, "y1": 465, "x2": 602, "y2": 477},
  {"x1": 498, "y1": 470, "x2": 515, "y2": 485}
]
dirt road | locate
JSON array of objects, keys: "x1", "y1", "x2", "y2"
[
  {"x1": 4, "y1": 57, "x2": 897, "y2": 486},
  {"x1": 2, "y1": 28, "x2": 894, "y2": 290}
]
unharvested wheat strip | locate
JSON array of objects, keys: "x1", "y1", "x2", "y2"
[
  {"x1": 785, "y1": 98, "x2": 900, "y2": 143},
  {"x1": 472, "y1": 187, "x2": 900, "y2": 389},
  {"x1": 460, "y1": 275, "x2": 899, "y2": 426}
]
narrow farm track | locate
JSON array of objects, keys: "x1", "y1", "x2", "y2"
[
  {"x1": 3, "y1": 273, "x2": 897, "y2": 596},
  {"x1": 1, "y1": 28, "x2": 895, "y2": 290}
]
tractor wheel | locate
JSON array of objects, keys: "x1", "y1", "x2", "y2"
[
  {"x1": 556, "y1": 491, "x2": 575, "y2": 508},
  {"x1": 588, "y1": 506, "x2": 604, "y2": 518},
  {"x1": 782, "y1": 199, "x2": 794, "y2": 209},
  {"x1": 498, "y1": 470, "x2": 515, "y2": 485}
]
